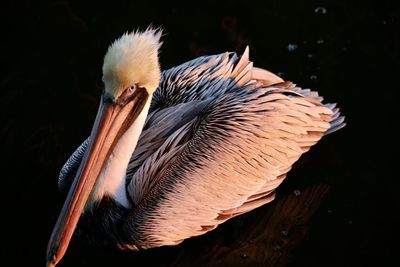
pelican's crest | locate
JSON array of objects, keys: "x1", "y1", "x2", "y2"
[{"x1": 102, "y1": 28, "x2": 162, "y2": 98}]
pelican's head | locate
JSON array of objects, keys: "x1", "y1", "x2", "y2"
[
  {"x1": 47, "y1": 28, "x2": 162, "y2": 267},
  {"x1": 103, "y1": 28, "x2": 162, "y2": 100}
]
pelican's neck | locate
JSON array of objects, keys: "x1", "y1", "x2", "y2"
[{"x1": 91, "y1": 95, "x2": 153, "y2": 209}]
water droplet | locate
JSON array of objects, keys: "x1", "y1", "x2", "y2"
[
  {"x1": 382, "y1": 20, "x2": 387, "y2": 25},
  {"x1": 281, "y1": 230, "x2": 288, "y2": 236},
  {"x1": 327, "y1": 209, "x2": 333, "y2": 214},
  {"x1": 310, "y1": 75, "x2": 318, "y2": 80},
  {"x1": 348, "y1": 220, "x2": 353, "y2": 224},
  {"x1": 287, "y1": 43, "x2": 298, "y2": 52},
  {"x1": 277, "y1": 71, "x2": 285, "y2": 77},
  {"x1": 293, "y1": 189, "x2": 301, "y2": 196},
  {"x1": 307, "y1": 54, "x2": 313, "y2": 58},
  {"x1": 317, "y1": 39, "x2": 324, "y2": 44},
  {"x1": 314, "y1": 6, "x2": 327, "y2": 15},
  {"x1": 240, "y1": 253, "x2": 248, "y2": 259}
]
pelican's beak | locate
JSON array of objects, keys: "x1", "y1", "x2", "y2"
[{"x1": 46, "y1": 88, "x2": 148, "y2": 267}]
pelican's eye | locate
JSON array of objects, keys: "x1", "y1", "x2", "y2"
[{"x1": 116, "y1": 83, "x2": 139, "y2": 106}]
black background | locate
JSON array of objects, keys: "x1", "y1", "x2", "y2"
[{"x1": 1, "y1": 0, "x2": 398, "y2": 266}]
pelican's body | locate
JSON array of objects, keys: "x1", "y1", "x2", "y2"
[{"x1": 47, "y1": 29, "x2": 345, "y2": 266}]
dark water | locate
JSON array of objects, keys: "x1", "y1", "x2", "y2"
[{"x1": 1, "y1": 0, "x2": 398, "y2": 266}]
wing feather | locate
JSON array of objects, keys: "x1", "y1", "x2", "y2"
[{"x1": 123, "y1": 51, "x2": 344, "y2": 247}]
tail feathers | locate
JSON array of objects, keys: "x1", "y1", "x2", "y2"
[
  {"x1": 233, "y1": 46, "x2": 345, "y2": 136},
  {"x1": 281, "y1": 85, "x2": 346, "y2": 136},
  {"x1": 324, "y1": 103, "x2": 346, "y2": 135},
  {"x1": 282, "y1": 85, "x2": 346, "y2": 136}
]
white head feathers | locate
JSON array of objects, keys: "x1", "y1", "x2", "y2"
[{"x1": 102, "y1": 28, "x2": 162, "y2": 98}]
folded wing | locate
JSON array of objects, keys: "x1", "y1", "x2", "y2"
[{"x1": 123, "y1": 49, "x2": 345, "y2": 248}]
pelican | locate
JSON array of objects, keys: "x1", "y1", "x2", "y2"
[{"x1": 46, "y1": 28, "x2": 345, "y2": 267}]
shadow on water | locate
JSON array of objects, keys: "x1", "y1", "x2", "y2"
[{"x1": 1, "y1": 0, "x2": 398, "y2": 266}]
